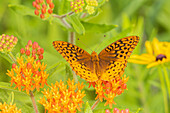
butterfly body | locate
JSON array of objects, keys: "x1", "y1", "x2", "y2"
[{"x1": 53, "y1": 36, "x2": 139, "y2": 82}]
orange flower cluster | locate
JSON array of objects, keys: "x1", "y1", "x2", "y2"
[
  {"x1": 89, "y1": 75, "x2": 129, "y2": 108},
  {"x1": 39, "y1": 79, "x2": 85, "y2": 113},
  {"x1": 0, "y1": 102, "x2": 21, "y2": 113},
  {"x1": 32, "y1": 0, "x2": 54, "y2": 19},
  {"x1": 20, "y1": 40, "x2": 44, "y2": 61},
  {"x1": 6, "y1": 56, "x2": 49, "y2": 94},
  {"x1": 105, "y1": 108, "x2": 129, "y2": 113}
]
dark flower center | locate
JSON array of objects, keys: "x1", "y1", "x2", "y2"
[{"x1": 156, "y1": 54, "x2": 167, "y2": 61}]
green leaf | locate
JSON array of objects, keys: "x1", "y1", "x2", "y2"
[
  {"x1": 65, "y1": 63, "x2": 73, "y2": 80},
  {"x1": 58, "y1": 0, "x2": 70, "y2": 15},
  {"x1": 93, "y1": 109, "x2": 105, "y2": 113},
  {"x1": 8, "y1": 4, "x2": 35, "y2": 16},
  {"x1": 7, "y1": 92, "x2": 14, "y2": 104},
  {"x1": 67, "y1": 15, "x2": 85, "y2": 35},
  {"x1": 0, "y1": 52, "x2": 13, "y2": 64},
  {"x1": 0, "y1": 82, "x2": 26, "y2": 94},
  {"x1": 84, "y1": 101, "x2": 93, "y2": 113},
  {"x1": 81, "y1": 21, "x2": 117, "y2": 33},
  {"x1": 46, "y1": 61, "x2": 66, "y2": 78}
]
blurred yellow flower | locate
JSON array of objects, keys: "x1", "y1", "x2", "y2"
[
  {"x1": 129, "y1": 38, "x2": 170, "y2": 68},
  {"x1": 39, "y1": 79, "x2": 85, "y2": 113},
  {"x1": 6, "y1": 56, "x2": 49, "y2": 94},
  {"x1": 0, "y1": 102, "x2": 21, "y2": 113}
]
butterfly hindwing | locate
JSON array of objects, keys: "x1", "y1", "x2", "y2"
[
  {"x1": 53, "y1": 41, "x2": 98, "y2": 82},
  {"x1": 53, "y1": 36, "x2": 139, "y2": 82},
  {"x1": 99, "y1": 36, "x2": 139, "y2": 81}
]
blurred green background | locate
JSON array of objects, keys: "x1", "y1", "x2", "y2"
[{"x1": 0, "y1": 0, "x2": 170, "y2": 113}]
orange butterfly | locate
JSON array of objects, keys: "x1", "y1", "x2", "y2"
[{"x1": 53, "y1": 36, "x2": 139, "y2": 82}]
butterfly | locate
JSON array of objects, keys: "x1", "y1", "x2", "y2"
[{"x1": 53, "y1": 36, "x2": 139, "y2": 82}]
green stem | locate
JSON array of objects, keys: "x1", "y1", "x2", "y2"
[
  {"x1": 30, "y1": 91, "x2": 39, "y2": 113},
  {"x1": 91, "y1": 99, "x2": 100, "y2": 110},
  {"x1": 162, "y1": 65, "x2": 170, "y2": 98},
  {"x1": 7, "y1": 52, "x2": 16, "y2": 63},
  {"x1": 68, "y1": 32, "x2": 78, "y2": 83},
  {"x1": 158, "y1": 66, "x2": 169, "y2": 113},
  {"x1": 69, "y1": 32, "x2": 75, "y2": 44}
]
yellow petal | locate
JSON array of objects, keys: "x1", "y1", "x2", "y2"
[
  {"x1": 145, "y1": 41, "x2": 153, "y2": 55},
  {"x1": 152, "y1": 38, "x2": 161, "y2": 55},
  {"x1": 130, "y1": 54, "x2": 155, "y2": 61},
  {"x1": 147, "y1": 61, "x2": 160, "y2": 68},
  {"x1": 128, "y1": 59, "x2": 151, "y2": 64}
]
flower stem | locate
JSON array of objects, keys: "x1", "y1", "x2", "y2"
[
  {"x1": 61, "y1": 18, "x2": 72, "y2": 28},
  {"x1": 7, "y1": 52, "x2": 17, "y2": 63},
  {"x1": 69, "y1": 32, "x2": 75, "y2": 44},
  {"x1": 158, "y1": 66, "x2": 169, "y2": 113},
  {"x1": 91, "y1": 99, "x2": 100, "y2": 110},
  {"x1": 162, "y1": 65, "x2": 170, "y2": 98},
  {"x1": 52, "y1": 11, "x2": 74, "y2": 19},
  {"x1": 68, "y1": 31, "x2": 78, "y2": 83},
  {"x1": 30, "y1": 91, "x2": 39, "y2": 113}
]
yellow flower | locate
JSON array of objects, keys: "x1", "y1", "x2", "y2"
[
  {"x1": 0, "y1": 102, "x2": 21, "y2": 113},
  {"x1": 85, "y1": 5, "x2": 95, "y2": 15},
  {"x1": 39, "y1": 79, "x2": 85, "y2": 113},
  {"x1": 89, "y1": 75, "x2": 129, "y2": 108},
  {"x1": 6, "y1": 56, "x2": 49, "y2": 94},
  {"x1": 70, "y1": 0, "x2": 99, "y2": 15},
  {"x1": 128, "y1": 38, "x2": 170, "y2": 68}
]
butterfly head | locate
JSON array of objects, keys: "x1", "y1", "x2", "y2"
[{"x1": 91, "y1": 51, "x2": 99, "y2": 62}]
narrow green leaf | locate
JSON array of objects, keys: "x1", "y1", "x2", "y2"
[
  {"x1": 0, "y1": 52, "x2": 13, "y2": 64},
  {"x1": 84, "y1": 101, "x2": 93, "y2": 113},
  {"x1": 0, "y1": 82, "x2": 26, "y2": 94},
  {"x1": 0, "y1": 89, "x2": 10, "y2": 102},
  {"x1": 67, "y1": 15, "x2": 85, "y2": 35},
  {"x1": 7, "y1": 92, "x2": 14, "y2": 104},
  {"x1": 8, "y1": 4, "x2": 35, "y2": 16},
  {"x1": 81, "y1": 21, "x2": 117, "y2": 33}
]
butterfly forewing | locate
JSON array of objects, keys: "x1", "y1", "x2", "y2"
[
  {"x1": 99, "y1": 36, "x2": 139, "y2": 81},
  {"x1": 53, "y1": 36, "x2": 139, "y2": 82},
  {"x1": 53, "y1": 41, "x2": 98, "y2": 82}
]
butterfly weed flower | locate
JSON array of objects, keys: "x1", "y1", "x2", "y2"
[
  {"x1": 39, "y1": 79, "x2": 85, "y2": 113},
  {"x1": 128, "y1": 38, "x2": 170, "y2": 68},
  {"x1": 20, "y1": 40, "x2": 44, "y2": 61},
  {"x1": 6, "y1": 56, "x2": 49, "y2": 94},
  {"x1": 90, "y1": 75, "x2": 129, "y2": 109},
  {"x1": 32, "y1": 0, "x2": 54, "y2": 19},
  {"x1": 0, "y1": 102, "x2": 21, "y2": 113},
  {"x1": 0, "y1": 34, "x2": 18, "y2": 53}
]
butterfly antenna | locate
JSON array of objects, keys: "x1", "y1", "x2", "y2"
[
  {"x1": 94, "y1": 35, "x2": 106, "y2": 53},
  {"x1": 77, "y1": 38, "x2": 93, "y2": 52}
]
